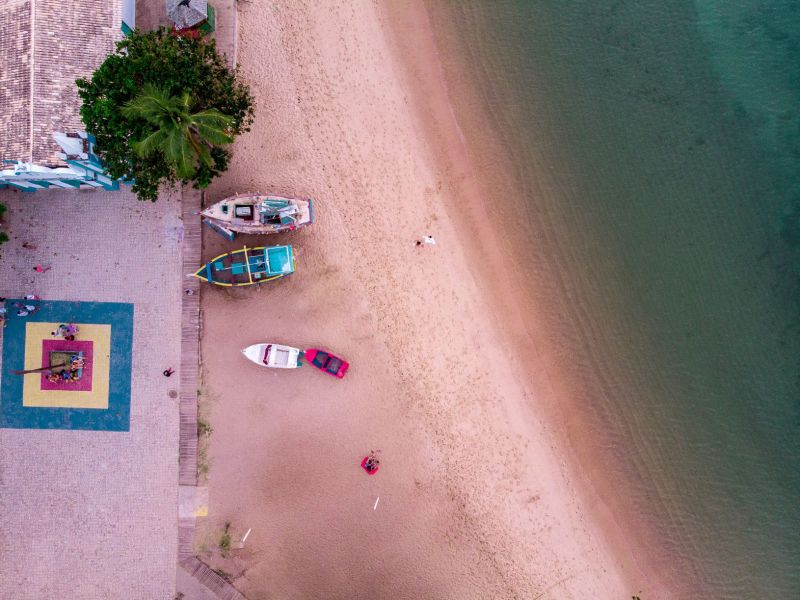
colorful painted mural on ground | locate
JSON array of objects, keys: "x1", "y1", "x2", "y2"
[{"x1": 0, "y1": 300, "x2": 133, "y2": 431}]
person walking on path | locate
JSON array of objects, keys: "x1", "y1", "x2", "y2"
[
  {"x1": 415, "y1": 235, "x2": 436, "y2": 247},
  {"x1": 33, "y1": 264, "x2": 51, "y2": 273},
  {"x1": 163, "y1": 367, "x2": 175, "y2": 377}
]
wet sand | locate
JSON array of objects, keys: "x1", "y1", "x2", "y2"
[{"x1": 197, "y1": 1, "x2": 646, "y2": 598}]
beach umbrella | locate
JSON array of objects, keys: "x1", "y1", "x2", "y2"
[{"x1": 166, "y1": 0, "x2": 208, "y2": 30}]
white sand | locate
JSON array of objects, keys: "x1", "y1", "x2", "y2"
[{"x1": 197, "y1": 1, "x2": 647, "y2": 598}]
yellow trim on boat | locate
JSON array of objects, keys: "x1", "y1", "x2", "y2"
[
  {"x1": 207, "y1": 250, "x2": 232, "y2": 264},
  {"x1": 243, "y1": 245, "x2": 254, "y2": 285},
  {"x1": 195, "y1": 245, "x2": 282, "y2": 287}
]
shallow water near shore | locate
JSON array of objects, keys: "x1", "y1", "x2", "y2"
[{"x1": 426, "y1": 1, "x2": 800, "y2": 596}]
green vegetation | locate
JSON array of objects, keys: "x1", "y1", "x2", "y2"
[
  {"x1": 122, "y1": 85, "x2": 235, "y2": 180},
  {"x1": 218, "y1": 522, "x2": 232, "y2": 558},
  {"x1": 212, "y1": 568, "x2": 233, "y2": 582},
  {"x1": 76, "y1": 28, "x2": 254, "y2": 201},
  {"x1": 197, "y1": 415, "x2": 213, "y2": 438},
  {"x1": 197, "y1": 412, "x2": 213, "y2": 479},
  {"x1": 0, "y1": 203, "x2": 7, "y2": 246},
  {"x1": 196, "y1": 387, "x2": 214, "y2": 482}
]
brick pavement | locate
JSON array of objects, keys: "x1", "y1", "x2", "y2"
[{"x1": 0, "y1": 186, "x2": 183, "y2": 599}]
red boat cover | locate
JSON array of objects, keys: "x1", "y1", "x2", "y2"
[{"x1": 361, "y1": 456, "x2": 379, "y2": 475}]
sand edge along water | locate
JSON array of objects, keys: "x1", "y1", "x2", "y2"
[
  {"x1": 379, "y1": 1, "x2": 670, "y2": 595},
  {"x1": 197, "y1": 1, "x2": 652, "y2": 598},
  {"x1": 410, "y1": 2, "x2": 800, "y2": 597}
]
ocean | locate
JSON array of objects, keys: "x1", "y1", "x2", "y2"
[{"x1": 426, "y1": 1, "x2": 800, "y2": 597}]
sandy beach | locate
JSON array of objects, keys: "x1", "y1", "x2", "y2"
[{"x1": 196, "y1": 1, "x2": 653, "y2": 598}]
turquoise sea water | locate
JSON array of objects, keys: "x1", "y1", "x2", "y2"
[{"x1": 427, "y1": 1, "x2": 800, "y2": 597}]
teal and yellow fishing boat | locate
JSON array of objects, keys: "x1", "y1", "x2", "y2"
[{"x1": 194, "y1": 245, "x2": 295, "y2": 287}]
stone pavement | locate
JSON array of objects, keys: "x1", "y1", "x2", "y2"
[{"x1": 0, "y1": 187, "x2": 183, "y2": 599}]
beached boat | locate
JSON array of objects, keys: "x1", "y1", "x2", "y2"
[
  {"x1": 194, "y1": 245, "x2": 295, "y2": 286},
  {"x1": 305, "y1": 348, "x2": 349, "y2": 378},
  {"x1": 242, "y1": 343, "x2": 302, "y2": 369},
  {"x1": 201, "y1": 193, "x2": 313, "y2": 238}
]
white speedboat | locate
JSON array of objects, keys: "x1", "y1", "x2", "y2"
[{"x1": 241, "y1": 343, "x2": 302, "y2": 369}]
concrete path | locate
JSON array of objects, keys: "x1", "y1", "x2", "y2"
[{"x1": 0, "y1": 187, "x2": 182, "y2": 599}]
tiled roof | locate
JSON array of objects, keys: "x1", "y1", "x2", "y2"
[
  {"x1": 0, "y1": 0, "x2": 32, "y2": 164},
  {"x1": 0, "y1": 0, "x2": 122, "y2": 166}
]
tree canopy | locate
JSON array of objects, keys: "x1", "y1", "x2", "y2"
[
  {"x1": 122, "y1": 85, "x2": 235, "y2": 180},
  {"x1": 77, "y1": 29, "x2": 254, "y2": 201}
]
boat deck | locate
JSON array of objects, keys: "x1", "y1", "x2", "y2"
[{"x1": 197, "y1": 246, "x2": 294, "y2": 286}]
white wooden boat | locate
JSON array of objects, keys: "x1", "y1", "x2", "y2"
[
  {"x1": 241, "y1": 343, "x2": 302, "y2": 369},
  {"x1": 201, "y1": 192, "x2": 313, "y2": 238}
]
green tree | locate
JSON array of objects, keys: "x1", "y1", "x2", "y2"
[
  {"x1": 76, "y1": 28, "x2": 254, "y2": 201},
  {"x1": 122, "y1": 85, "x2": 235, "y2": 180},
  {"x1": 0, "y1": 203, "x2": 7, "y2": 247}
]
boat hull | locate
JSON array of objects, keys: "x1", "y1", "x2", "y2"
[
  {"x1": 194, "y1": 245, "x2": 295, "y2": 287},
  {"x1": 305, "y1": 348, "x2": 349, "y2": 378},
  {"x1": 201, "y1": 193, "x2": 313, "y2": 235},
  {"x1": 242, "y1": 343, "x2": 302, "y2": 368}
]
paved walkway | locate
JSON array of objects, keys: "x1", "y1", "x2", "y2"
[
  {"x1": 0, "y1": 2, "x2": 243, "y2": 597},
  {"x1": 0, "y1": 187, "x2": 183, "y2": 599},
  {"x1": 134, "y1": 1, "x2": 245, "y2": 597}
]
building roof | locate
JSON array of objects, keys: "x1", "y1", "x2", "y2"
[{"x1": 0, "y1": 0, "x2": 123, "y2": 166}]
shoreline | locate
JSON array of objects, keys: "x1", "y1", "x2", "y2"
[
  {"x1": 381, "y1": 1, "x2": 680, "y2": 596},
  {"x1": 382, "y1": 2, "x2": 680, "y2": 595},
  {"x1": 198, "y1": 1, "x2": 661, "y2": 597}
]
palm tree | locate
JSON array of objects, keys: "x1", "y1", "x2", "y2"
[{"x1": 122, "y1": 84, "x2": 235, "y2": 179}]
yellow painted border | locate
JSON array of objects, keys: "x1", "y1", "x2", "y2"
[{"x1": 22, "y1": 322, "x2": 111, "y2": 409}]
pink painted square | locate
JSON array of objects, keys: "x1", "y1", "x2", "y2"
[{"x1": 40, "y1": 339, "x2": 94, "y2": 391}]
